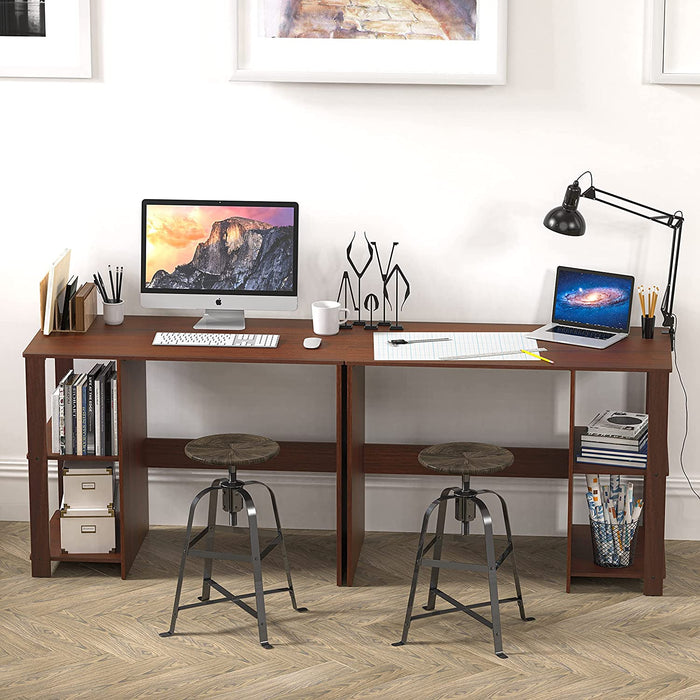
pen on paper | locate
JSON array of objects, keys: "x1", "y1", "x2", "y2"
[
  {"x1": 389, "y1": 337, "x2": 452, "y2": 346},
  {"x1": 520, "y1": 349, "x2": 554, "y2": 364}
]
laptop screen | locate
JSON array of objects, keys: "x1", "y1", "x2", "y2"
[{"x1": 552, "y1": 266, "x2": 635, "y2": 332}]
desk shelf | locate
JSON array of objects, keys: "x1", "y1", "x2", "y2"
[
  {"x1": 49, "y1": 510, "x2": 121, "y2": 564},
  {"x1": 570, "y1": 523, "x2": 645, "y2": 579}
]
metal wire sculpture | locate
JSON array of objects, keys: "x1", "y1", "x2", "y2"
[{"x1": 346, "y1": 232, "x2": 374, "y2": 326}]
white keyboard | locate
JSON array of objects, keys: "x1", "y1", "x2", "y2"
[{"x1": 153, "y1": 332, "x2": 280, "y2": 348}]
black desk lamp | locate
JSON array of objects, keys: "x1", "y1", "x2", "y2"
[{"x1": 543, "y1": 171, "x2": 682, "y2": 349}]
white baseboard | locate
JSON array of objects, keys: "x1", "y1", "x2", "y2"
[{"x1": 1, "y1": 460, "x2": 698, "y2": 540}]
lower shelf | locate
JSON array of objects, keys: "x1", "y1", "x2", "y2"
[
  {"x1": 570, "y1": 523, "x2": 645, "y2": 579},
  {"x1": 49, "y1": 510, "x2": 121, "y2": 564}
]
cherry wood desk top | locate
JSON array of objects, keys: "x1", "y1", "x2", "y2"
[{"x1": 23, "y1": 315, "x2": 672, "y2": 373}]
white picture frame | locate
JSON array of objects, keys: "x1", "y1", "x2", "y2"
[
  {"x1": 647, "y1": 0, "x2": 700, "y2": 84},
  {"x1": 0, "y1": 0, "x2": 91, "y2": 79},
  {"x1": 232, "y1": 0, "x2": 507, "y2": 85}
]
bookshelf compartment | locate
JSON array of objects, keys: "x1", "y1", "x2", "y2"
[
  {"x1": 49, "y1": 510, "x2": 121, "y2": 564},
  {"x1": 570, "y1": 523, "x2": 645, "y2": 579}
]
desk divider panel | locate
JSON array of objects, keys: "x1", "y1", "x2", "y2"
[{"x1": 118, "y1": 360, "x2": 149, "y2": 579}]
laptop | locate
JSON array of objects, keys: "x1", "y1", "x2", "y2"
[{"x1": 527, "y1": 266, "x2": 635, "y2": 349}]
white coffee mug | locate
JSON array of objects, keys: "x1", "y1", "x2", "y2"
[{"x1": 312, "y1": 300, "x2": 350, "y2": 336}]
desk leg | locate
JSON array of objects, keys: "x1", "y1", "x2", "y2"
[
  {"x1": 25, "y1": 356, "x2": 50, "y2": 577},
  {"x1": 337, "y1": 365, "x2": 365, "y2": 586},
  {"x1": 644, "y1": 371, "x2": 669, "y2": 596}
]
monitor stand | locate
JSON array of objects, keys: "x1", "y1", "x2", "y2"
[{"x1": 193, "y1": 309, "x2": 246, "y2": 331}]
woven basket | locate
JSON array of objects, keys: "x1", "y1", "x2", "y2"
[{"x1": 590, "y1": 520, "x2": 638, "y2": 568}]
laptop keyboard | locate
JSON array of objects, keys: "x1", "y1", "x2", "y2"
[{"x1": 550, "y1": 326, "x2": 615, "y2": 340}]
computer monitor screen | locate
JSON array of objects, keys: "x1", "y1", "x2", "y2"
[{"x1": 141, "y1": 199, "x2": 298, "y2": 330}]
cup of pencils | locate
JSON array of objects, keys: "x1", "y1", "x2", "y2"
[
  {"x1": 95, "y1": 265, "x2": 124, "y2": 326},
  {"x1": 639, "y1": 285, "x2": 657, "y2": 339}
]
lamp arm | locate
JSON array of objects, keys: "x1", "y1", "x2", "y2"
[
  {"x1": 661, "y1": 218, "x2": 682, "y2": 325},
  {"x1": 580, "y1": 185, "x2": 682, "y2": 342}
]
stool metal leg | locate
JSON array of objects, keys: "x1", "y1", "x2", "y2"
[
  {"x1": 240, "y1": 487, "x2": 272, "y2": 649},
  {"x1": 246, "y1": 480, "x2": 307, "y2": 613},
  {"x1": 392, "y1": 494, "x2": 450, "y2": 647},
  {"x1": 477, "y1": 489, "x2": 534, "y2": 623},
  {"x1": 200, "y1": 477, "x2": 226, "y2": 602},
  {"x1": 160, "y1": 484, "x2": 217, "y2": 637},
  {"x1": 474, "y1": 496, "x2": 507, "y2": 659},
  {"x1": 424, "y1": 486, "x2": 454, "y2": 612}
]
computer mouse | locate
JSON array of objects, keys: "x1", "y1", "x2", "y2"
[{"x1": 303, "y1": 337, "x2": 322, "y2": 349}]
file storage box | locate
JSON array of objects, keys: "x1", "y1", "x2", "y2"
[
  {"x1": 60, "y1": 504, "x2": 116, "y2": 554},
  {"x1": 62, "y1": 464, "x2": 115, "y2": 510}
]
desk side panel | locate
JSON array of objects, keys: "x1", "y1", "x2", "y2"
[
  {"x1": 118, "y1": 360, "x2": 149, "y2": 579},
  {"x1": 643, "y1": 371, "x2": 669, "y2": 595},
  {"x1": 25, "y1": 356, "x2": 51, "y2": 577}
]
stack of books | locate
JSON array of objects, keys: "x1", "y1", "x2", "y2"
[
  {"x1": 51, "y1": 361, "x2": 118, "y2": 456},
  {"x1": 577, "y1": 410, "x2": 648, "y2": 469}
]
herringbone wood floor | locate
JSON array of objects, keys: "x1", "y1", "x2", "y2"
[{"x1": 0, "y1": 521, "x2": 698, "y2": 699}]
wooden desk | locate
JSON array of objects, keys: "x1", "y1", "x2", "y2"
[{"x1": 24, "y1": 316, "x2": 671, "y2": 594}]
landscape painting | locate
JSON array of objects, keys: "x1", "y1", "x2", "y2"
[{"x1": 264, "y1": 0, "x2": 477, "y2": 40}]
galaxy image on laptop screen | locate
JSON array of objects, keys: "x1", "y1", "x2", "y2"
[{"x1": 553, "y1": 268, "x2": 634, "y2": 331}]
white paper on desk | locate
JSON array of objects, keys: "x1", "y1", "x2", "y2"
[{"x1": 373, "y1": 332, "x2": 542, "y2": 361}]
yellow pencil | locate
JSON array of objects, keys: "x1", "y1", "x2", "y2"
[{"x1": 521, "y1": 349, "x2": 554, "y2": 364}]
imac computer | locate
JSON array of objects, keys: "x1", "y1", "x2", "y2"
[{"x1": 140, "y1": 199, "x2": 298, "y2": 330}]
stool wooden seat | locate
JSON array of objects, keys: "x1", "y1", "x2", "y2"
[
  {"x1": 393, "y1": 441, "x2": 533, "y2": 658},
  {"x1": 184, "y1": 433, "x2": 280, "y2": 468},
  {"x1": 160, "y1": 433, "x2": 305, "y2": 649},
  {"x1": 418, "y1": 442, "x2": 513, "y2": 476}
]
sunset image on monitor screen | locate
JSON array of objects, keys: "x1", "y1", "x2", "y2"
[{"x1": 144, "y1": 203, "x2": 296, "y2": 294}]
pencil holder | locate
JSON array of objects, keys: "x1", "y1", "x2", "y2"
[
  {"x1": 590, "y1": 520, "x2": 638, "y2": 568},
  {"x1": 103, "y1": 300, "x2": 125, "y2": 326},
  {"x1": 641, "y1": 315, "x2": 655, "y2": 339}
]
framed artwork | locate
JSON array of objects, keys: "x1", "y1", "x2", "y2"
[
  {"x1": 648, "y1": 0, "x2": 700, "y2": 84},
  {"x1": 232, "y1": 0, "x2": 507, "y2": 85},
  {"x1": 0, "y1": 0, "x2": 91, "y2": 78}
]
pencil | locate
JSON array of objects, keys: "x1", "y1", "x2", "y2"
[
  {"x1": 638, "y1": 286, "x2": 646, "y2": 316},
  {"x1": 108, "y1": 265, "x2": 116, "y2": 301},
  {"x1": 650, "y1": 286, "x2": 658, "y2": 317},
  {"x1": 521, "y1": 349, "x2": 554, "y2": 364}
]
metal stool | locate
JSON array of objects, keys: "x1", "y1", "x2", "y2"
[
  {"x1": 392, "y1": 442, "x2": 534, "y2": 658},
  {"x1": 159, "y1": 433, "x2": 306, "y2": 648}
]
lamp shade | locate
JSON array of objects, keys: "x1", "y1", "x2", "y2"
[{"x1": 543, "y1": 181, "x2": 586, "y2": 236}]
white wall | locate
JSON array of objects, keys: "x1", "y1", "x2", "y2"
[{"x1": 1, "y1": 0, "x2": 698, "y2": 538}]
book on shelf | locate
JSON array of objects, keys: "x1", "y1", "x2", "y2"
[
  {"x1": 580, "y1": 443, "x2": 647, "y2": 461},
  {"x1": 51, "y1": 386, "x2": 60, "y2": 454},
  {"x1": 74, "y1": 374, "x2": 87, "y2": 455},
  {"x1": 576, "y1": 452, "x2": 647, "y2": 469},
  {"x1": 110, "y1": 370, "x2": 118, "y2": 455},
  {"x1": 86, "y1": 363, "x2": 102, "y2": 455},
  {"x1": 587, "y1": 410, "x2": 648, "y2": 439},
  {"x1": 57, "y1": 370, "x2": 74, "y2": 455},
  {"x1": 64, "y1": 373, "x2": 79, "y2": 455},
  {"x1": 95, "y1": 364, "x2": 110, "y2": 456},
  {"x1": 580, "y1": 432, "x2": 648, "y2": 450},
  {"x1": 103, "y1": 362, "x2": 117, "y2": 456},
  {"x1": 52, "y1": 362, "x2": 118, "y2": 456}
]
